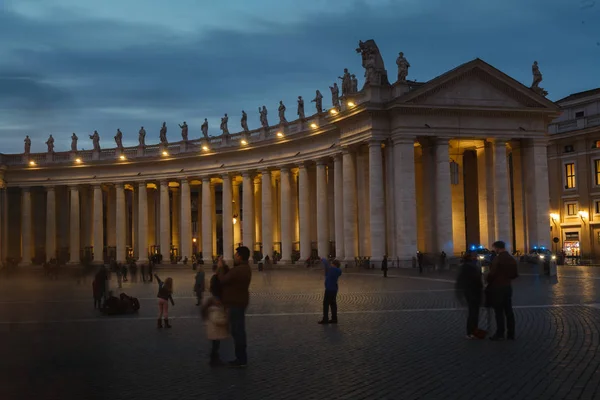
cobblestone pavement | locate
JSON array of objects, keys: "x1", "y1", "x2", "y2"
[{"x1": 1, "y1": 265, "x2": 600, "y2": 400}]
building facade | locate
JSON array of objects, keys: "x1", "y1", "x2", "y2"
[
  {"x1": 548, "y1": 88, "x2": 600, "y2": 259},
  {"x1": 0, "y1": 46, "x2": 560, "y2": 267}
]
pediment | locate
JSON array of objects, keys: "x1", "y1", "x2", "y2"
[{"x1": 399, "y1": 59, "x2": 559, "y2": 111}]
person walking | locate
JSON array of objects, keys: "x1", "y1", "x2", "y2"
[
  {"x1": 381, "y1": 255, "x2": 388, "y2": 278},
  {"x1": 194, "y1": 267, "x2": 206, "y2": 306},
  {"x1": 318, "y1": 258, "x2": 342, "y2": 324},
  {"x1": 154, "y1": 274, "x2": 175, "y2": 329},
  {"x1": 487, "y1": 240, "x2": 518, "y2": 341},
  {"x1": 456, "y1": 251, "x2": 484, "y2": 339},
  {"x1": 218, "y1": 246, "x2": 252, "y2": 368}
]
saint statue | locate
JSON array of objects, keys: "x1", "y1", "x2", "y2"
[
  {"x1": 71, "y1": 133, "x2": 78, "y2": 152},
  {"x1": 46, "y1": 134, "x2": 54, "y2": 153},
  {"x1": 159, "y1": 122, "x2": 168, "y2": 144},
  {"x1": 330, "y1": 83, "x2": 340, "y2": 108},
  {"x1": 396, "y1": 52, "x2": 410, "y2": 82},
  {"x1": 179, "y1": 121, "x2": 188, "y2": 141},
  {"x1": 114, "y1": 129, "x2": 123, "y2": 149},
  {"x1": 311, "y1": 90, "x2": 323, "y2": 114},
  {"x1": 241, "y1": 111, "x2": 249, "y2": 132},
  {"x1": 297, "y1": 96, "x2": 305, "y2": 120},
  {"x1": 89, "y1": 130, "x2": 101, "y2": 152},
  {"x1": 259, "y1": 106, "x2": 269, "y2": 128},
  {"x1": 201, "y1": 118, "x2": 209, "y2": 139},
  {"x1": 351, "y1": 74, "x2": 358, "y2": 93},
  {"x1": 338, "y1": 68, "x2": 352, "y2": 96},
  {"x1": 138, "y1": 127, "x2": 146, "y2": 147},
  {"x1": 278, "y1": 101, "x2": 287, "y2": 124},
  {"x1": 531, "y1": 61, "x2": 543, "y2": 88},
  {"x1": 24, "y1": 135, "x2": 31, "y2": 155},
  {"x1": 220, "y1": 114, "x2": 229, "y2": 135}
]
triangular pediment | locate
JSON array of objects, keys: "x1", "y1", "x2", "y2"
[{"x1": 399, "y1": 59, "x2": 559, "y2": 110}]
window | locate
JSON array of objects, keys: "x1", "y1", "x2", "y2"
[
  {"x1": 575, "y1": 111, "x2": 585, "y2": 118},
  {"x1": 596, "y1": 160, "x2": 600, "y2": 186},
  {"x1": 565, "y1": 163, "x2": 576, "y2": 189},
  {"x1": 564, "y1": 145, "x2": 574, "y2": 153},
  {"x1": 596, "y1": 201, "x2": 600, "y2": 214},
  {"x1": 566, "y1": 203, "x2": 577, "y2": 216}
]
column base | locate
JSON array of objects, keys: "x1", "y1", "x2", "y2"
[
  {"x1": 67, "y1": 261, "x2": 81, "y2": 267},
  {"x1": 137, "y1": 258, "x2": 149, "y2": 264},
  {"x1": 92, "y1": 260, "x2": 105, "y2": 265},
  {"x1": 18, "y1": 261, "x2": 31, "y2": 267},
  {"x1": 279, "y1": 259, "x2": 291, "y2": 265}
]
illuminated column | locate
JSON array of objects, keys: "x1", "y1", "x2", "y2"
[
  {"x1": 202, "y1": 177, "x2": 213, "y2": 262},
  {"x1": 171, "y1": 187, "x2": 180, "y2": 252},
  {"x1": 115, "y1": 183, "x2": 126, "y2": 264},
  {"x1": 393, "y1": 137, "x2": 418, "y2": 261},
  {"x1": 132, "y1": 187, "x2": 138, "y2": 258},
  {"x1": 491, "y1": 139, "x2": 512, "y2": 252},
  {"x1": 524, "y1": 138, "x2": 551, "y2": 250},
  {"x1": 342, "y1": 149, "x2": 358, "y2": 262},
  {"x1": 254, "y1": 176, "x2": 262, "y2": 249},
  {"x1": 195, "y1": 188, "x2": 202, "y2": 253},
  {"x1": 45, "y1": 187, "x2": 56, "y2": 262},
  {"x1": 434, "y1": 139, "x2": 454, "y2": 254},
  {"x1": 280, "y1": 167, "x2": 292, "y2": 263},
  {"x1": 316, "y1": 160, "x2": 329, "y2": 258},
  {"x1": 137, "y1": 182, "x2": 149, "y2": 263},
  {"x1": 179, "y1": 179, "x2": 192, "y2": 262},
  {"x1": 242, "y1": 172, "x2": 255, "y2": 255},
  {"x1": 334, "y1": 154, "x2": 344, "y2": 260},
  {"x1": 233, "y1": 180, "x2": 242, "y2": 247},
  {"x1": 298, "y1": 163, "x2": 311, "y2": 260},
  {"x1": 106, "y1": 187, "x2": 116, "y2": 249},
  {"x1": 159, "y1": 180, "x2": 170, "y2": 263},
  {"x1": 92, "y1": 184, "x2": 104, "y2": 264},
  {"x1": 211, "y1": 183, "x2": 216, "y2": 256},
  {"x1": 477, "y1": 142, "x2": 495, "y2": 248},
  {"x1": 68, "y1": 185, "x2": 80, "y2": 264},
  {"x1": 368, "y1": 140, "x2": 385, "y2": 263},
  {"x1": 20, "y1": 187, "x2": 32, "y2": 266},
  {"x1": 262, "y1": 169, "x2": 273, "y2": 258},
  {"x1": 222, "y1": 174, "x2": 234, "y2": 263}
]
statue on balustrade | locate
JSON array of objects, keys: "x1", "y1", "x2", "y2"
[
  {"x1": 311, "y1": 90, "x2": 323, "y2": 114},
  {"x1": 330, "y1": 82, "x2": 340, "y2": 108},
  {"x1": 138, "y1": 127, "x2": 146, "y2": 146},
  {"x1": 396, "y1": 52, "x2": 410, "y2": 82},
  {"x1": 201, "y1": 118, "x2": 209, "y2": 139},
  {"x1": 24, "y1": 135, "x2": 31, "y2": 155},
  {"x1": 278, "y1": 101, "x2": 287, "y2": 124},
  {"x1": 241, "y1": 111, "x2": 249, "y2": 132},
  {"x1": 259, "y1": 106, "x2": 269, "y2": 128},
  {"x1": 71, "y1": 133, "x2": 78, "y2": 152},
  {"x1": 90, "y1": 130, "x2": 101, "y2": 152},
  {"x1": 351, "y1": 75, "x2": 358, "y2": 94},
  {"x1": 356, "y1": 39, "x2": 389, "y2": 86},
  {"x1": 297, "y1": 96, "x2": 305, "y2": 120},
  {"x1": 220, "y1": 114, "x2": 229, "y2": 135},
  {"x1": 114, "y1": 129, "x2": 123, "y2": 149},
  {"x1": 338, "y1": 68, "x2": 352, "y2": 96},
  {"x1": 159, "y1": 122, "x2": 168, "y2": 144},
  {"x1": 530, "y1": 61, "x2": 548, "y2": 96},
  {"x1": 179, "y1": 121, "x2": 188, "y2": 141},
  {"x1": 46, "y1": 134, "x2": 55, "y2": 153}
]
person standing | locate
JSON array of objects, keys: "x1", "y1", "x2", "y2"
[
  {"x1": 154, "y1": 274, "x2": 175, "y2": 329},
  {"x1": 487, "y1": 240, "x2": 518, "y2": 341},
  {"x1": 194, "y1": 267, "x2": 206, "y2": 306},
  {"x1": 456, "y1": 251, "x2": 484, "y2": 339},
  {"x1": 381, "y1": 255, "x2": 388, "y2": 278},
  {"x1": 218, "y1": 246, "x2": 252, "y2": 368},
  {"x1": 318, "y1": 258, "x2": 342, "y2": 324},
  {"x1": 202, "y1": 260, "x2": 230, "y2": 366}
]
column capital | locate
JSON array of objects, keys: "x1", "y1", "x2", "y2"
[
  {"x1": 280, "y1": 166, "x2": 290, "y2": 173},
  {"x1": 45, "y1": 186, "x2": 55, "y2": 192},
  {"x1": 261, "y1": 168, "x2": 271, "y2": 175},
  {"x1": 180, "y1": 178, "x2": 189, "y2": 185},
  {"x1": 297, "y1": 162, "x2": 308, "y2": 170},
  {"x1": 241, "y1": 170, "x2": 256, "y2": 179},
  {"x1": 334, "y1": 153, "x2": 343, "y2": 162},
  {"x1": 221, "y1": 173, "x2": 232, "y2": 181},
  {"x1": 201, "y1": 176, "x2": 211, "y2": 184},
  {"x1": 159, "y1": 179, "x2": 170, "y2": 186},
  {"x1": 392, "y1": 135, "x2": 416, "y2": 146},
  {"x1": 114, "y1": 182, "x2": 124, "y2": 189},
  {"x1": 92, "y1": 183, "x2": 103, "y2": 189},
  {"x1": 21, "y1": 186, "x2": 31, "y2": 193},
  {"x1": 316, "y1": 158, "x2": 330, "y2": 166},
  {"x1": 137, "y1": 181, "x2": 147, "y2": 188},
  {"x1": 367, "y1": 139, "x2": 383, "y2": 148},
  {"x1": 67, "y1": 185, "x2": 79, "y2": 192},
  {"x1": 487, "y1": 138, "x2": 509, "y2": 146}
]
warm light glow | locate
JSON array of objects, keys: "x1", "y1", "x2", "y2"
[
  {"x1": 233, "y1": 217, "x2": 237, "y2": 225},
  {"x1": 192, "y1": 238, "x2": 197, "y2": 243},
  {"x1": 579, "y1": 211, "x2": 589, "y2": 219},
  {"x1": 550, "y1": 213, "x2": 559, "y2": 221},
  {"x1": 310, "y1": 123, "x2": 318, "y2": 129},
  {"x1": 202, "y1": 145, "x2": 209, "y2": 151},
  {"x1": 241, "y1": 139, "x2": 248, "y2": 145},
  {"x1": 119, "y1": 155, "x2": 126, "y2": 160},
  {"x1": 162, "y1": 151, "x2": 168, "y2": 156},
  {"x1": 29, "y1": 160, "x2": 36, "y2": 166},
  {"x1": 276, "y1": 132, "x2": 284, "y2": 137},
  {"x1": 75, "y1": 158, "x2": 82, "y2": 163},
  {"x1": 347, "y1": 101, "x2": 355, "y2": 107},
  {"x1": 329, "y1": 109, "x2": 338, "y2": 115}
]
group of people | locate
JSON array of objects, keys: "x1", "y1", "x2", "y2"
[{"x1": 456, "y1": 240, "x2": 518, "y2": 341}]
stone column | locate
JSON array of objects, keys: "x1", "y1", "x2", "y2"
[
  {"x1": 92, "y1": 184, "x2": 104, "y2": 264},
  {"x1": 393, "y1": 137, "x2": 418, "y2": 261},
  {"x1": 368, "y1": 140, "x2": 385, "y2": 263},
  {"x1": 342, "y1": 149, "x2": 358, "y2": 262},
  {"x1": 19, "y1": 187, "x2": 32, "y2": 266},
  {"x1": 477, "y1": 143, "x2": 495, "y2": 248},
  {"x1": 106, "y1": 187, "x2": 116, "y2": 249},
  {"x1": 222, "y1": 174, "x2": 234, "y2": 263},
  {"x1": 524, "y1": 139, "x2": 551, "y2": 249},
  {"x1": 450, "y1": 148, "x2": 466, "y2": 253},
  {"x1": 510, "y1": 140, "x2": 527, "y2": 252},
  {"x1": 171, "y1": 187, "x2": 180, "y2": 252},
  {"x1": 68, "y1": 185, "x2": 80, "y2": 264},
  {"x1": 254, "y1": 177, "x2": 262, "y2": 248},
  {"x1": 115, "y1": 183, "x2": 126, "y2": 263},
  {"x1": 334, "y1": 154, "x2": 345, "y2": 260},
  {"x1": 147, "y1": 188, "x2": 156, "y2": 250},
  {"x1": 316, "y1": 160, "x2": 329, "y2": 258},
  {"x1": 45, "y1": 187, "x2": 56, "y2": 261},
  {"x1": 384, "y1": 141, "x2": 396, "y2": 258},
  {"x1": 291, "y1": 170, "x2": 300, "y2": 246},
  {"x1": 261, "y1": 169, "x2": 273, "y2": 258},
  {"x1": 132, "y1": 187, "x2": 139, "y2": 259},
  {"x1": 242, "y1": 172, "x2": 255, "y2": 254},
  {"x1": 159, "y1": 180, "x2": 170, "y2": 263},
  {"x1": 491, "y1": 139, "x2": 512, "y2": 252},
  {"x1": 179, "y1": 179, "x2": 192, "y2": 263},
  {"x1": 211, "y1": 183, "x2": 217, "y2": 256},
  {"x1": 137, "y1": 182, "x2": 149, "y2": 263},
  {"x1": 298, "y1": 163, "x2": 311, "y2": 260},
  {"x1": 195, "y1": 189, "x2": 202, "y2": 253},
  {"x1": 280, "y1": 167, "x2": 292, "y2": 263},
  {"x1": 233, "y1": 181, "x2": 242, "y2": 247},
  {"x1": 202, "y1": 178, "x2": 213, "y2": 262},
  {"x1": 434, "y1": 139, "x2": 454, "y2": 255}
]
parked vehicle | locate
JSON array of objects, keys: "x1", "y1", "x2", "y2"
[{"x1": 524, "y1": 246, "x2": 556, "y2": 263}]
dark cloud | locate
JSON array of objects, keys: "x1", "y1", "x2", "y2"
[{"x1": 0, "y1": 0, "x2": 599, "y2": 153}]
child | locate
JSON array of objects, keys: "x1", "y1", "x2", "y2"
[
  {"x1": 154, "y1": 274, "x2": 175, "y2": 328},
  {"x1": 194, "y1": 267, "x2": 206, "y2": 306},
  {"x1": 201, "y1": 258, "x2": 229, "y2": 366}
]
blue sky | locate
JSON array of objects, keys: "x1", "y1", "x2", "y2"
[{"x1": 1, "y1": 0, "x2": 598, "y2": 153}]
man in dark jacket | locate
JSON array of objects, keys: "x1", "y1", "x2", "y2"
[
  {"x1": 218, "y1": 246, "x2": 252, "y2": 367},
  {"x1": 487, "y1": 240, "x2": 518, "y2": 341},
  {"x1": 381, "y1": 255, "x2": 388, "y2": 278},
  {"x1": 319, "y1": 258, "x2": 342, "y2": 324}
]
